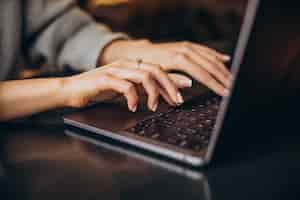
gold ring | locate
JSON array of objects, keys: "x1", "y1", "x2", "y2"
[{"x1": 137, "y1": 59, "x2": 143, "y2": 69}]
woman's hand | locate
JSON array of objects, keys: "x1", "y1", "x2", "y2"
[
  {"x1": 0, "y1": 60, "x2": 191, "y2": 121},
  {"x1": 101, "y1": 40, "x2": 232, "y2": 96},
  {"x1": 64, "y1": 60, "x2": 193, "y2": 112}
]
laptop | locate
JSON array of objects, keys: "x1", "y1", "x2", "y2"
[{"x1": 64, "y1": 0, "x2": 300, "y2": 166}]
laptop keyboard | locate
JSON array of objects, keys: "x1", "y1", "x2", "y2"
[{"x1": 128, "y1": 95, "x2": 221, "y2": 152}]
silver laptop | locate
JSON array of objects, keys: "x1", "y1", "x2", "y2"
[{"x1": 64, "y1": 0, "x2": 299, "y2": 166}]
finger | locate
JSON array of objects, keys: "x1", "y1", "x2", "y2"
[
  {"x1": 190, "y1": 46, "x2": 232, "y2": 78},
  {"x1": 173, "y1": 54, "x2": 229, "y2": 96},
  {"x1": 105, "y1": 67, "x2": 160, "y2": 111},
  {"x1": 124, "y1": 61, "x2": 184, "y2": 105},
  {"x1": 179, "y1": 48, "x2": 231, "y2": 88},
  {"x1": 143, "y1": 64, "x2": 184, "y2": 105},
  {"x1": 190, "y1": 43, "x2": 231, "y2": 62},
  {"x1": 168, "y1": 73, "x2": 193, "y2": 88},
  {"x1": 158, "y1": 85, "x2": 176, "y2": 107},
  {"x1": 99, "y1": 74, "x2": 139, "y2": 112}
]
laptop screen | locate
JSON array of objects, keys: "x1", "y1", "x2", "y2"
[{"x1": 208, "y1": 0, "x2": 300, "y2": 162}]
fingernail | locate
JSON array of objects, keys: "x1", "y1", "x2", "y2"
[
  {"x1": 180, "y1": 79, "x2": 193, "y2": 88},
  {"x1": 223, "y1": 55, "x2": 231, "y2": 61},
  {"x1": 224, "y1": 89, "x2": 230, "y2": 97},
  {"x1": 184, "y1": 79, "x2": 193, "y2": 88},
  {"x1": 131, "y1": 104, "x2": 137, "y2": 112},
  {"x1": 152, "y1": 102, "x2": 158, "y2": 112},
  {"x1": 177, "y1": 92, "x2": 184, "y2": 104}
]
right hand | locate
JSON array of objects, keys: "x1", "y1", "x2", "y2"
[{"x1": 63, "y1": 60, "x2": 193, "y2": 112}]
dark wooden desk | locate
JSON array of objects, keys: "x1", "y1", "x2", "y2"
[{"x1": 0, "y1": 110, "x2": 300, "y2": 200}]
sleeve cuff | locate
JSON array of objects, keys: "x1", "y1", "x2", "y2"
[{"x1": 58, "y1": 23, "x2": 130, "y2": 72}]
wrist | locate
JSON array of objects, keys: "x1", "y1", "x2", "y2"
[
  {"x1": 99, "y1": 39, "x2": 151, "y2": 65},
  {"x1": 60, "y1": 76, "x2": 77, "y2": 108},
  {"x1": 98, "y1": 39, "x2": 128, "y2": 65}
]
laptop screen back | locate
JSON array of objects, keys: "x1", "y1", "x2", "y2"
[{"x1": 209, "y1": 0, "x2": 300, "y2": 164}]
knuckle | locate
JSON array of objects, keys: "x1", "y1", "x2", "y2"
[
  {"x1": 211, "y1": 54, "x2": 219, "y2": 61},
  {"x1": 206, "y1": 52, "x2": 218, "y2": 60},
  {"x1": 142, "y1": 71, "x2": 152, "y2": 81},
  {"x1": 180, "y1": 42, "x2": 192, "y2": 51},
  {"x1": 211, "y1": 48, "x2": 218, "y2": 53},
  {"x1": 156, "y1": 68, "x2": 167, "y2": 78},
  {"x1": 151, "y1": 65, "x2": 164, "y2": 74},
  {"x1": 181, "y1": 41, "x2": 191, "y2": 47},
  {"x1": 151, "y1": 63, "x2": 163, "y2": 70},
  {"x1": 181, "y1": 46, "x2": 190, "y2": 53},
  {"x1": 196, "y1": 43, "x2": 203, "y2": 48},
  {"x1": 210, "y1": 49, "x2": 219, "y2": 55},
  {"x1": 174, "y1": 53, "x2": 188, "y2": 63},
  {"x1": 125, "y1": 83, "x2": 135, "y2": 93}
]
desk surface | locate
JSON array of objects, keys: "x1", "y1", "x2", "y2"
[{"x1": 0, "y1": 118, "x2": 299, "y2": 200}]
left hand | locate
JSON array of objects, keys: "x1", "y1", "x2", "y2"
[{"x1": 100, "y1": 39, "x2": 232, "y2": 97}]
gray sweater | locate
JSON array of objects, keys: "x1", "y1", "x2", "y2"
[{"x1": 0, "y1": 0, "x2": 128, "y2": 80}]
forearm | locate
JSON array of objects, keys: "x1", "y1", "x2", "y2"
[{"x1": 0, "y1": 78, "x2": 67, "y2": 121}]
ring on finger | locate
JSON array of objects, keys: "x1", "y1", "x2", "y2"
[{"x1": 136, "y1": 59, "x2": 143, "y2": 69}]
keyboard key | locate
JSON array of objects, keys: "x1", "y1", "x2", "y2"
[{"x1": 128, "y1": 95, "x2": 221, "y2": 152}]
